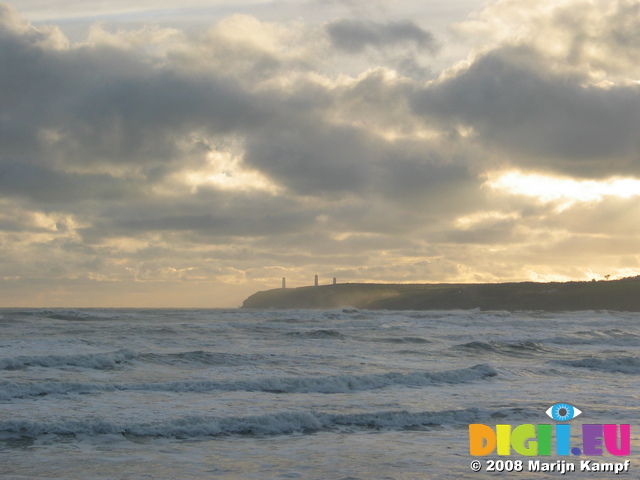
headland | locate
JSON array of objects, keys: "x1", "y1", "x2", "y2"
[{"x1": 242, "y1": 277, "x2": 640, "y2": 311}]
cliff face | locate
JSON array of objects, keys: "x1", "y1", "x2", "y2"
[{"x1": 242, "y1": 280, "x2": 640, "y2": 311}]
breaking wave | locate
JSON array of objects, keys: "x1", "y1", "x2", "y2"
[
  {"x1": 141, "y1": 351, "x2": 264, "y2": 367},
  {"x1": 0, "y1": 349, "x2": 138, "y2": 370},
  {"x1": 0, "y1": 408, "x2": 483, "y2": 438},
  {"x1": 0, "y1": 364, "x2": 497, "y2": 400},
  {"x1": 368, "y1": 336, "x2": 432, "y2": 344},
  {"x1": 140, "y1": 363, "x2": 497, "y2": 394},
  {"x1": 26, "y1": 309, "x2": 130, "y2": 321},
  {"x1": 284, "y1": 329, "x2": 345, "y2": 339},
  {"x1": 0, "y1": 381, "x2": 117, "y2": 400},
  {"x1": 558, "y1": 356, "x2": 640, "y2": 374},
  {"x1": 454, "y1": 341, "x2": 555, "y2": 356},
  {"x1": 543, "y1": 329, "x2": 640, "y2": 346}
]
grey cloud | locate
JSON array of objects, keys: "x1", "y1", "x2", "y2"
[
  {"x1": 0, "y1": 43, "x2": 263, "y2": 164},
  {"x1": 77, "y1": 189, "x2": 322, "y2": 243},
  {"x1": 411, "y1": 46, "x2": 640, "y2": 178},
  {"x1": 607, "y1": 1, "x2": 640, "y2": 51},
  {"x1": 0, "y1": 6, "x2": 272, "y2": 211},
  {"x1": 1, "y1": 4, "x2": 467, "y2": 215},
  {"x1": 379, "y1": 151, "x2": 481, "y2": 211},
  {"x1": 243, "y1": 114, "x2": 484, "y2": 215},
  {"x1": 445, "y1": 218, "x2": 522, "y2": 245},
  {"x1": 57, "y1": 70, "x2": 263, "y2": 168},
  {"x1": 334, "y1": 67, "x2": 418, "y2": 129},
  {"x1": 535, "y1": 0, "x2": 640, "y2": 75},
  {"x1": 326, "y1": 18, "x2": 437, "y2": 53},
  {"x1": 241, "y1": 68, "x2": 481, "y2": 205},
  {"x1": 453, "y1": 0, "x2": 640, "y2": 78},
  {"x1": 0, "y1": 162, "x2": 143, "y2": 203},
  {"x1": 0, "y1": 6, "x2": 485, "y2": 253},
  {"x1": 244, "y1": 120, "x2": 374, "y2": 195}
]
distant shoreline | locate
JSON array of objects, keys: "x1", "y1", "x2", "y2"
[{"x1": 242, "y1": 278, "x2": 640, "y2": 311}]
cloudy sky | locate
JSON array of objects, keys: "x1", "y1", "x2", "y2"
[{"x1": 2, "y1": 0, "x2": 640, "y2": 307}]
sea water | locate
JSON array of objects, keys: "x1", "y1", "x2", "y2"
[{"x1": 1, "y1": 308, "x2": 639, "y2": 479}]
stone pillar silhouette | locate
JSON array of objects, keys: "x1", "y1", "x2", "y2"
[
  {"x1": 282, "y1": 277, "x2": 286, "y2": 289},
  {"x1": 314, "y1": 274, "x2": 318, "y2": 287}
]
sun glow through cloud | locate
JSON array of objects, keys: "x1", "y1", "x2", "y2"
[
  {"x1": 184, "y1": 151, "x2": 281, "y2": 193},
  {"x1": 485, "y1": 171, "x2": 640, "y2": 210}
]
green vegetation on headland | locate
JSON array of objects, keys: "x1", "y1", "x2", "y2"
[{"x1": 242, "y1": 277, "x2": 640, "y2": 311}]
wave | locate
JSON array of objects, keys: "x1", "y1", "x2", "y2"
[
  {"x1": 543, "y1": 329, "x2": 640, "y2": 346},
  {"x1": 0, "y1": 349, "x2": 274, "y2": 371},
  {"x1": 367, "y1": 336, "x2": 432, "y2": 344},
  {"x1": 141, "y1": 363, "x2": 497, "y2": 394},
  {"x1": 0, "y1": 349, "x2": 138, "y2": 370},
  {"x1": 141, "y1": 351, "x2": 262, "y2": 367},
  {"x1": 26, "y1": 309, "x2": 127, "y2": 321},
  {"x1": 558, "y1": 356, "x2": 640, "y2": 374},
  {"x1": 454, "y1": 341, "x2": 555, "y2": 356},
  {"x1": 0, "y1": 381, "x2": 118, "y2": 400},
  {"x1": 0, "y1": 364, "x2": 497, "y2": 399},
  {"x1": 0, "y1": 407, "x2": 483, "y2": 438},
  {"x1": 284, "y1": 329, "x2": 345, "y2": 339}
]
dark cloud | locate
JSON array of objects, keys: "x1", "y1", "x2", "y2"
[
  {"x1": 0, "y1": 34, "x2": 264, "y2": 168},
  {"x1": 243, "y1": 112, "x2": 484, "y2": 217},
  {"x1": 0, "y1": 5, "x2": 277, "y2": 220},
  {"x1": 0, "y1": 162, "x2": 143, "y2": 203},
  {"x1": 326, "y1": 18, "x2": 437, "y2": 53},
  {"x1": 244, "y1": 119, "x2": 374, "y2": 195},
  {"x1": 445, "y1": 216, "x2": 522, "y2": 245},
  {"x1": 411, "y1": 46, "x2": 640, "y2": 178},
  {"x1": 105, "y1": 194, "x2": 318, "y2": 238}
]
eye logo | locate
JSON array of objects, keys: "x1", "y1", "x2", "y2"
[{"x1": 545, "y1": 403, "x2": 582, "y2": 421}]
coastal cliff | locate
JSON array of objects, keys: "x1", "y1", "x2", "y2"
[{"x1": 242, "y1": 278, "x2": 640, "y2": 311}]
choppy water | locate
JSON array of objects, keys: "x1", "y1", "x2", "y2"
[{"x1": 1, "y1": 308, "x2": 639, "y2": 478}]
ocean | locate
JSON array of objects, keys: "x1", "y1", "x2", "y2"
[{"x1": 1, "y1": 308, "x2": 639, "y2": 479}]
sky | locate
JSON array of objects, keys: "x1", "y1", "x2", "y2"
[{"x1": 2, "y1": 0, "x2": 640, "y2": 307}]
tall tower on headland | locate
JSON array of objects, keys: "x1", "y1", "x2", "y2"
[
  {"x1": 314, "y1": 274, "x2": 318, "y2": 287},
  {"x1": 282, "y1": 277, "x2": 286, "y2": 289}
]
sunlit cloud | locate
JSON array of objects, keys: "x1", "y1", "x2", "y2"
[
  {"x1": 485, "y1": 171, "x2": 640, "y2": 210},
  {"x1": 183, "y1": 150, "x2": 282, "y2": 194},
  {"x1": 455, "y1": 210, "x2": 519, "y2": 229}
]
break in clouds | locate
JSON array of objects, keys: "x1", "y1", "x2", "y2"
[{"x1": 1, "y1": 0, "x2": 640, "y2": 306}]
